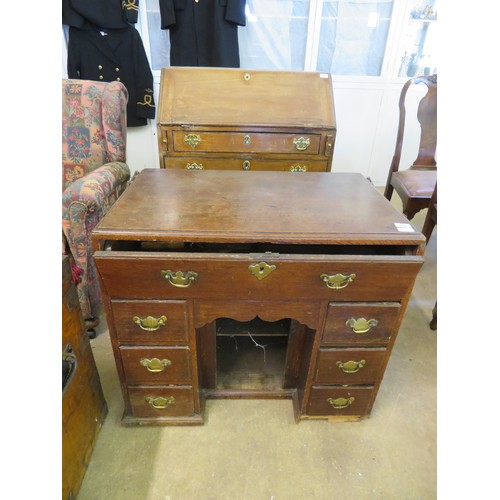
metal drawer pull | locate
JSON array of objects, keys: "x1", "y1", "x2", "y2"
[
  {"x1": 345, "y1": 318, "x2": 378, "y2": 334},
  {"x1": 320, "y1": 273, "x2": 356, "y2": 289},
  {"x1": 327, "y1": 396, "x2": 355, "y2": 409},
  {"x1": 248, "y1": 261, "x2": 276, "y2": 280},
  {"x1": 336, "y1": 360, "x2": 366, "y2": 373},
  {"x1": 290, "y1": 164, "x2": 308, "y2": 172},
  {"x1": 243, "y1": 134, "x2": 251, "y2": 144},
  {"x1": 186, "y1": 162, "x2": 204, "y2": 170},
  {"x1": 184, "y1": 134, "x2": 201, "y2": 148},
  {"x1": 133, "y1": 315, "x2": 167, "y2": 331},
  {"x1": 161, "y1": 270, "x2": 198, "y2": 287},
  {"x1": 145, "y1": 396, "x2": 175, "y2": 409},
  {"x1": 293, "y1": 136, "x2": 310, "y2": 151},
  {"x1": 140, "y1": 358, "x2": 172, "y2": 372}
]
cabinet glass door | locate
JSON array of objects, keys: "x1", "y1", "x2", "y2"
[
  {"x1": 316, "y1": 0, "x2": 394, "y2": 76},
  {"x1": 397, "y1": 0, "x2": 438, "y2": 77}
]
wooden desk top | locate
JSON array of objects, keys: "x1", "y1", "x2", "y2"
[{"x1": 92, "y1": 169, "x2": 425, "y2": 246}]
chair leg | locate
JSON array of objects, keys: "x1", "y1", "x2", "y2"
[{"x1": 429, "y1": 301, "x2": 437, "y2": 330}]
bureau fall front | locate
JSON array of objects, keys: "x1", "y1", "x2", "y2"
[{"x1": 92, "y1": 169, "x2": 424, "y2": 425}]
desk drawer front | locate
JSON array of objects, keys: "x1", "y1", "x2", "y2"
[
  {"x1": 172, "y1": 131, "x2": 321, "y2": 155},
  {"x1": 162, "y1": 156, "x2": 329, "y2": 172},
  {"x1": 111, "y1": 300, "x2": 188, "y2": 345},
  {"x1": 95, "y1": 253, "x2": 423, "y2": 301},
  {"x1": 322, "y1": 303, "x2": 401, "y2": 346},
  {"x1": 307, "y1": 386, "x2": 373, "y2": 417},
  {"x1": 128, "y1": 386, "x2": 195, "y2": 418},
  {"x1": 120, "y1": 347, "x2": 192, "y2": 385},
  {"x1": 314, "y1": 348, "x2": 386, "y2": 385}
]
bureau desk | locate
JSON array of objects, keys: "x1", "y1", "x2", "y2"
[{"x1": 92, "y1": 169, "x2": 425, "y2": 426}]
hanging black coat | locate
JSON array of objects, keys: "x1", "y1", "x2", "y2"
[
  {"x1": 159, "y1": 0, "x2": 246, "y2": 68},
  {"x1": 67, "y1": 23, "x2": 155, "y2": 127},
  {"x1": 62, "y1": 0, "x2": 138, "y2": 28}
]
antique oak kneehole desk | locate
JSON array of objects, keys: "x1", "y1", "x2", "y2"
[{"x1": 92, "y1": 169, "x2": 425, "y2": 426}]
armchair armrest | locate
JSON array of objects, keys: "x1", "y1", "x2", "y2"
[{"x1": 62, "y1": 161, "x2": 130, "y2": 319}]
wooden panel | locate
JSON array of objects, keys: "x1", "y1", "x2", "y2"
[
  {"x1": 95, "y1": 252, "x2": 422, "y2": 301},
  {"x1": 120, "y1": 346, "x2": 192, "y2": 385},
  {"x1": 306, "y1": 386, "x2": 373, "y2": 417},
  {"x1": 162, "y1": 156, "x2": 328, "y2": 172},
  {"x1": 128, "y1": 386, "x2": 195, "y2": 418},
  {"x1": 314, "y1": 348, "x2": 386, "y2": 385},
  {"x1": 111, "y1": 300, "x2": 188, "y2": 345},
  {"x1": 322, "y1": 302, "x2": 401, "y2": 346}
]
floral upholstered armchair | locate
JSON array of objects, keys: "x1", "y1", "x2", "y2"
[{"x1": 62, "y1": 79, "x2": 131, "y2": 336}]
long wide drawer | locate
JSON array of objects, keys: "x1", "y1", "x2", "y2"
[
  {"x1": 171, "y1": 130, "x2": 322, "y2": 155},
  {"x1": 307, "y1": 386, "x2": 373, "y2": 417},
  {"x1": 128, "y1": 386, "x2": 195, "y2": 418},
  {"x1": 161, "y1": 156, "x2": 328, "y2": 172},
  {"x1": 120, "y1": 346, "x2": 192, "y2": 385},
  {"x1": 111, "y1": 300, "x2": 189, "y2": 345},
  {"x1": 95, "y1": 252, "x2": 423, "y2": 301},
  {"x1": 314, "y1": 348, "x2": 386, "y2": 385}
]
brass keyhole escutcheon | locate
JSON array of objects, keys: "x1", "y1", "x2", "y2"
[
  {"x1": 243, "y1": 135, "x2": 251, "y2": 145},
  {"x1": 244, "y1": 73, "x2": 251, "y2": 81},
  {"x1": 248, "y1": 261, "x2": 276, "y2": 280},
  {"x1": 243, "y1": 160, "x2": 251, "y2": 170}
]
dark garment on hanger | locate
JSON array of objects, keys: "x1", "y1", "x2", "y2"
[
  {"x1": 159, "y1": 0, "x2": 246, "y2": 68},
  {"x1": 67, "y1": 23, "x2": 155, "y2": 127},
  {"x1": 62, "y1": 0, "x2": 139, "y2": 28}
]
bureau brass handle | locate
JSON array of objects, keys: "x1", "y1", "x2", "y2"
[
  {"x1": 161, "y1": 270, "x2": 198, "y2": 287},
  {"x1": 145, "y1": 395, "x2": 175, "y2": 409},
  {"x1": 320, "y1": 273, "x2": 356, "y2": 289},
  {"x1": 248, "y1": 261, "x2": 276, "y2": 280},
  {"x1": 133, "y1": 315, "x2": 167, "y2": 331},
  {"x1": 336, "y1": 360, "x2": 366, "y2": 373},
  {"x1": 186, "y1": 162, "x2": 204, "y2": 170},
  {"x1": 184, "y1": 133, "x2": 202, "y2": 148},
  {"x1": 327, "y1": 397, "x2": 355, "y2": 409},
  {"x1": 140, "y1": 357, "x2": 172, "y2": 372},
  {"x1": 290, "y1": 164, "x2": 308, "y2": 172},
  {"x1": 293, "y1": 136, "x2": 310, "y2": 151},
  {"x1": 345, "y1": 318, "x2": 378, "y2": 334}
]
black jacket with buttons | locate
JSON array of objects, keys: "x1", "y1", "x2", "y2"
[
  {"x1": 159, "y1": 0, "x2": 246, "y2": 68},
  {"x1": 67, "y1": 23, "x2": 155, "y2": 127}
]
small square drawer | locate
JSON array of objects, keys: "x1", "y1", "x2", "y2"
[
  {"x1": 120, "y1": 346, "x2": 192, "y2": 385},
  {"x1": 322, "y1": 302, "x2": 401, "y2": 346},
  {"x1": 314, "y1": 348, "x2": 386, "y2": 385},
  {"x1": 307, "y1": 386, "x2": 373, "y2": 417},
  {"x1": 128, "y1": 386, "x2": 195, "y2": 419},
  {"x1": 111, "y1": 300, "x2": 188, "y2": 345}
]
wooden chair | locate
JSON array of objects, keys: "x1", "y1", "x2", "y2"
[{"x1": 384, "y1": 74, "x2": 437, "y2": 220}]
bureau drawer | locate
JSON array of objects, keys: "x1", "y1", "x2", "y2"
[
  {"x1": 120, "y1": 347, "x2": 192, "y2": 385},
  {"x1": 128, "y1": 386, "x2": 195, "y2": 418},
  {"x1": 172, "y1": 130, "x2": 321, "y2": 155},
  {"x1": 111, "y1": 300, "x2": 188, "y2": 345},
  {"x1": 161, "y1": 156, "x2": 329, "y2": 172},
  {"x1": 95, "y1": 252, "x2": 423, "y2": 301},
  {"x1": 314, "y1": 348, "x2": 386, "y2": 385},
  {"x1": 322, "y1": 302, "x2": 401, "y2": 346},
  {"x1": 307, "y1": 386, "x2": 373, "y2": 417}
]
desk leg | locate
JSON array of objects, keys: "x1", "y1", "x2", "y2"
[{"x1": 196, "y1": 322, "x2": 217, "y2": 389}]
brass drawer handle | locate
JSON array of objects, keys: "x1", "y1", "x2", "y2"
[
  {"x1": 184, "y1": 134, "x2": 201, "y2": 148},
  {"x1": 248, "y1": 261, "x2": 276, "y2": 280},
  {"x1": 145, "y1": 395, "x2": 175, "y2": 409},
  {"x1": 336, "y1": 360, "x2": 366, "y2": 373},
  {"x1": 345, "y1": 318, "x2": 378, "y2": 334},
  {"x1": 133, "y1": 315, "x2": 167, "y2": 331},
  {"x1": 320, "y1": 273, "x2": 356, "y2": 289},
  {"x1": 140, "y1": 357, "x2": 172, "y2": 372},
  {"x1": 327, "y1": 396, "x2": 355, "y2": 409},
  {"x1": 293, "y1": 136, "x2": 310, "y2": 151},
  {"x1": 242, "y1": 160, "x2": 251, "y2": 170},
  {"x1": 186, "y1": 162, "x2": 204, "y2": 170},
  {"x1": 290, "y1": 164, "x2": 308, "y2": 172},
  {"x1": 161, "y1": 270, "x2": 198, "y2": 287}
]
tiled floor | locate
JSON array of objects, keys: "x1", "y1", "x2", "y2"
[{"x1": 77, "y1": 198, "x2": 437, "y2": 500}]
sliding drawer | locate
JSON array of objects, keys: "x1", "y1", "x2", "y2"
[
  {"x1": 307, "y1": 386, "x2": 373, "y2": 417},
  {"x1": 128, "y1": 386, "x2": 195, "y2": 418},
  {"x1": 111, "y1": 300, "x2": 188, "y2": 345},
  {"x1": 95, "y1": 252, "x2": 423, "y2": 302}
]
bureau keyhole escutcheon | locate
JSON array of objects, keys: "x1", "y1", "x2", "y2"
[{"x1": 248, "y1": 261, "x2": 276, "y2": 280}]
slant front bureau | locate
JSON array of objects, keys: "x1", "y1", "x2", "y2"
[
  {"x1": 157, "y1": 67, "x2": 336, "y2": 172},
  {"x1": 92, "y1": 169, "x2": 425, "y2": 426}
]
